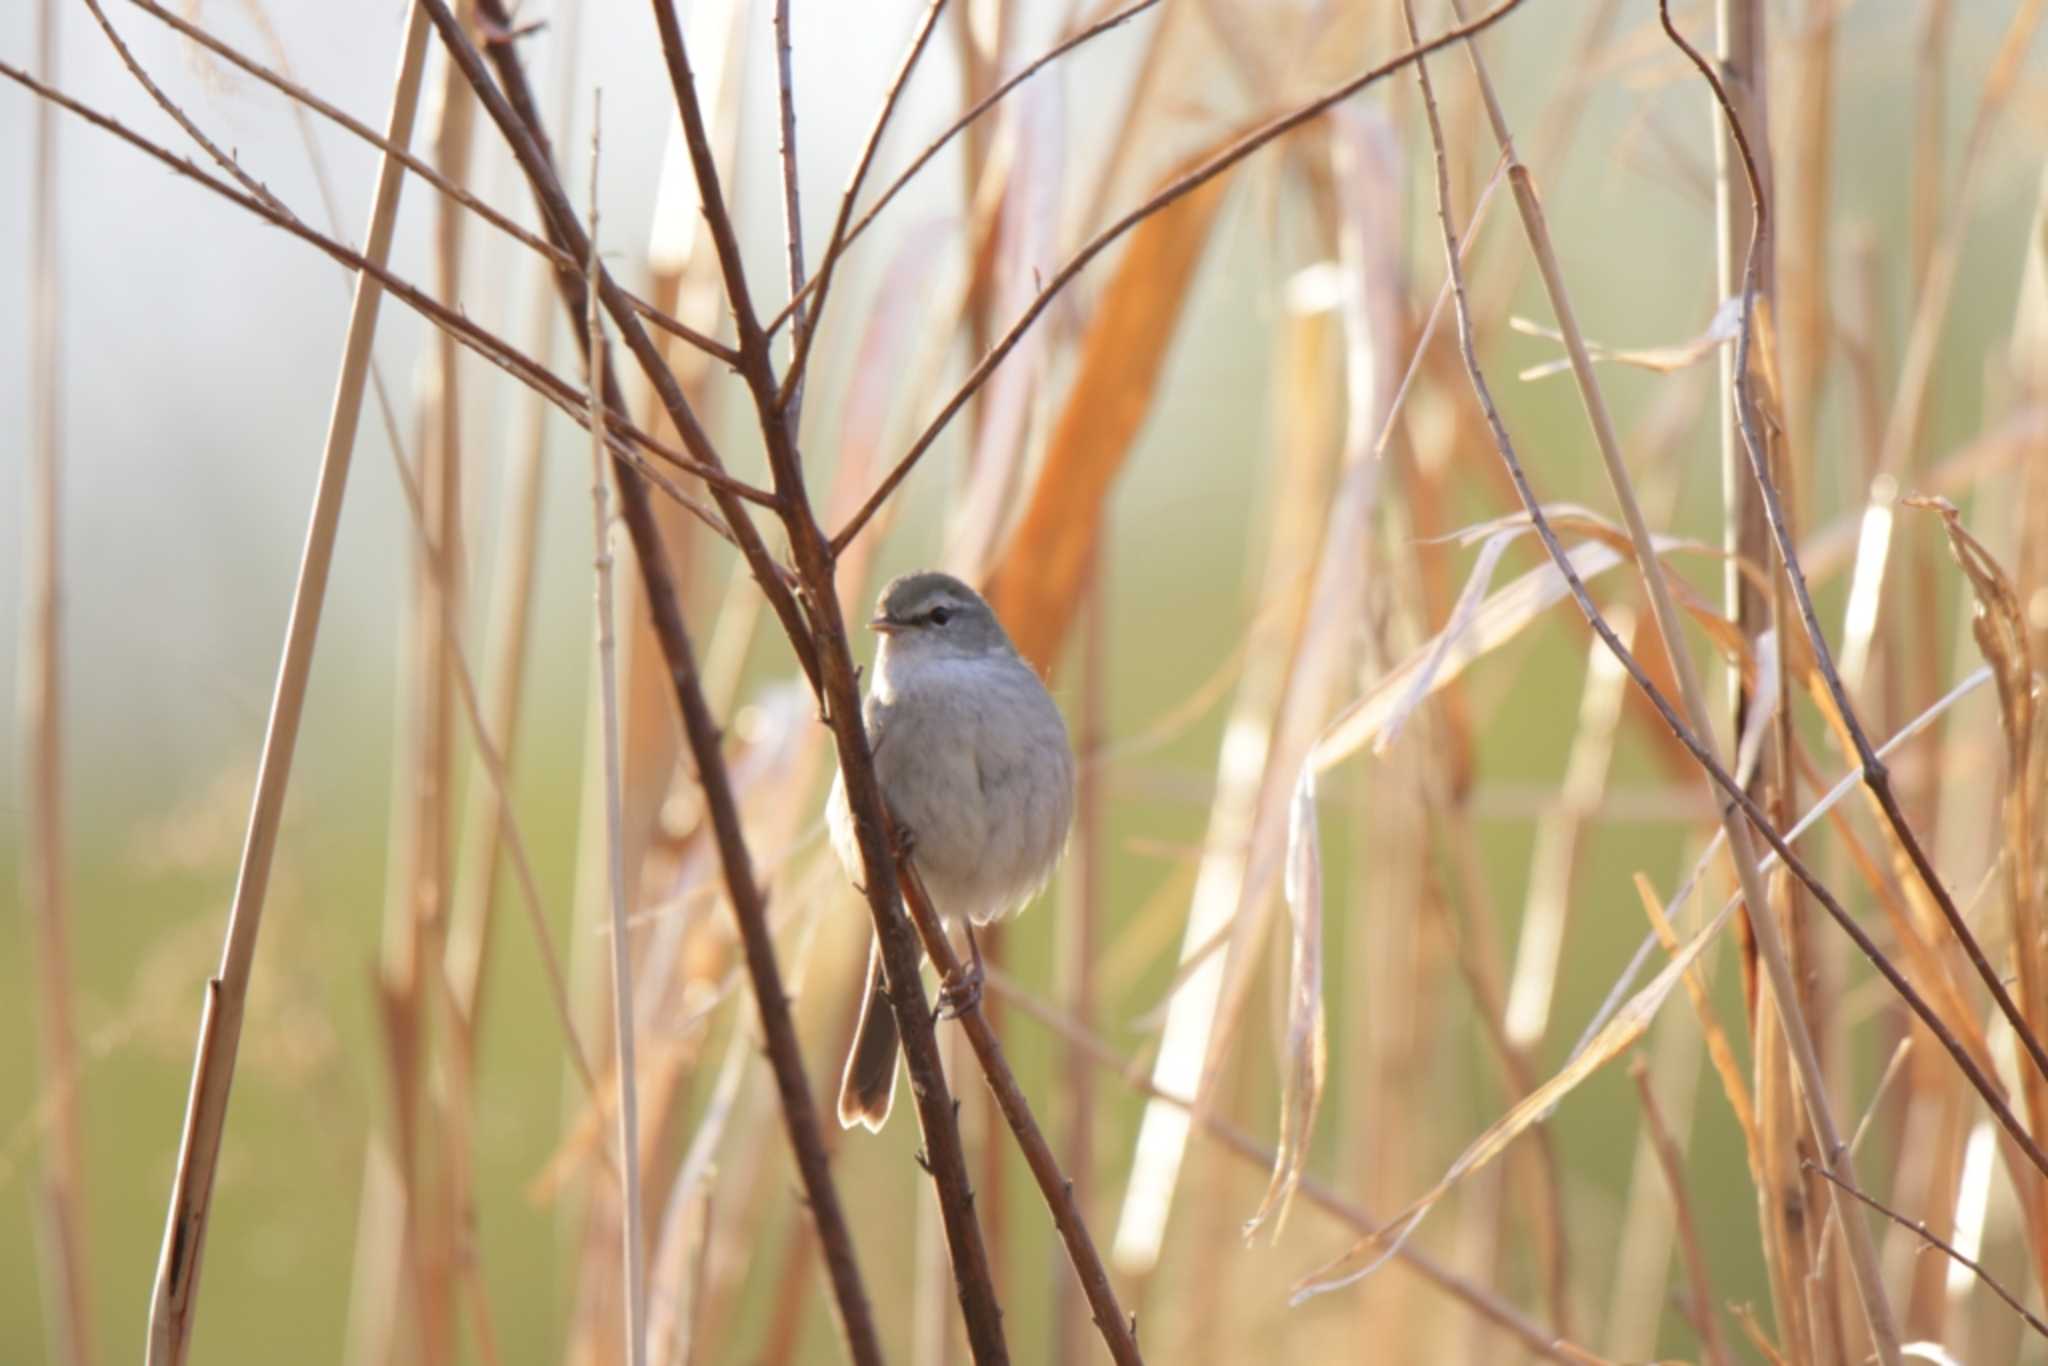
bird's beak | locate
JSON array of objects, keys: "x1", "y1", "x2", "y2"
[{"x1": 869, "y1": 615, "x2": 904, "y2": 635}]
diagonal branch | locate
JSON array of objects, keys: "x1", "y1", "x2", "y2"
[
  {"x1": 764, "y1": 0, "x2": 1161, "y2": 342},
  {"x1": 121, "y1": 0, "x2": 739, "y2": 365},
  {"x1": 896, "y1": 852, "x2": 1143, "y2": 1365},
  {"x1": 433, "y1": 0, "x2": 822, "y2": 690},
  {"x1": 1805, "y1": 1159, "x2": 2048, "y2": 1342},
  {"x1": 774, "y1": 0, "x2": 948, "y2": 410},
  {"x1": 0, "y1": 55, "x2": 762, "y2": 524},
  {"x1": 1415, "y1": 3, "x2": 1900, "y2": 1354},
  {"x1": 1659, "y1": 0, "x2": 2048, "y2": 1096}
]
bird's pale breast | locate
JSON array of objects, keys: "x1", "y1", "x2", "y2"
[{"x1": 827, "y1": 652, "x2": 1074, "y2": 926}]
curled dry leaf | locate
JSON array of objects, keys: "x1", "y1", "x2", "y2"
[
  {"x1": 1291, "y1": 896, "x2": 1737, "y2": 1303},
  {"x1": 1313, "y1": 512, "x2": 1728, "y2": 772},
  {"x1": 1242, "y1": 767, "x2": 1327, "y2": 1242},
  {"x1": 987, "y1": 156, "x2": 1238, "y2": 673},
  {"x1": 1512, "y1": 293, "x2": 1744, "y2": 381}
]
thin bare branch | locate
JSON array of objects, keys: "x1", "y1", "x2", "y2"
[
  {"x1": 766, "y1": 0, "x2": 1159, "y2": 342},
  {"x1": 121, "y1": 0, "x2": 740, "y2": 366},
  {"x1": 584, "y1": 110, "x2": 649, "y2": 1366},
  {"x1": 771, "y1": 0, "x2": 809, "y2": 407},
  {"x1": 1659, "y1": 0, "x2": 2048, "y2": 1099},
  {"x1": 1629, "y1": 1058, "x2": 1734, "y2": 1366},
  {"x1": 641, "y1": 4, "x2": 1012, "y2": 1356},
  {"x1": 897, "y1": 852, "x2": 1143, "y2": 1366},
  {"x1": 1806, "y1": 1161, "x2": 2048, "y2": 1342},
  {"x1": 774, "y1": 0, "x2": 948, "y2": 409}
]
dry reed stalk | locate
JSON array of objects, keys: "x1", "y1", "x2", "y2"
[
  {"x1": 21, "y1": 1, "x2": 92, "y2": 1362},
  {"x1": 584, "y1": 121, "x2": 649, "y2": 1365},
  {"x1": 1629, "y1": 1057, "x2": 1734, "y2": 1366},
  {"x1": 1603, "y1": 914, "x2": 1713, "y2": 1359},
  {"x1": 1051, "y1": 550, "x2": 1109, "y2": 1366},
  {"x1": 1417, "y1": 4, "x2": 1906, "y2": 1356},
  {"x1": 366, "y1": 11, "x2": 482, "y2": 1353},
  {"x1": 440, "y1": 0, "x2": 587, "y2": 1041},
  {"x1": 143, "y1": 11, "x2": 434, "y2": 1361}
]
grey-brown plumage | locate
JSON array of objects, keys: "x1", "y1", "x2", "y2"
[{"x1": 827, "y1": 572, "x2": 1076, "y2": 1131}]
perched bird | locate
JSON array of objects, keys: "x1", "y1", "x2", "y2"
[{"x1": 826, "y1": 571, "x2": 1076, "y2": 1131}]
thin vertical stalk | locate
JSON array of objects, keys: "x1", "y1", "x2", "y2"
[
  {"x1": 145, "y1": 9, "x2": 433, "y2": 1362},
  {"x1": 22, "y1": 0, "x2": 92, "y2": 1361},
  {"x1": 586, "y1": 109, "x2": 649, "y2": 1366},
  {"x1": 1053, "y1": 550, "x2": 1108, "y2": 1365}
]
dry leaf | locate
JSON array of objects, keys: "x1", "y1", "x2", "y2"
[
  {"x1": 1242, "y1": 766, "x2": 1327, "y2": 1242},
  {"x1": 1292, "y1": 896, "x2": 1736, "y2": 1302},
  {"x1": 1512, "y1": 293, "x2": 1743, "y2": 381}
]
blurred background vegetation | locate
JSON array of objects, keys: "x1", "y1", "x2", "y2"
[{"x1": 4, "y1": 0, "x2": 2048, "y2": 1362}]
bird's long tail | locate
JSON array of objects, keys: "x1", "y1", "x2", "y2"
[{"x1": 837, "y1": 936, "x2": 900, "y2": 1131}]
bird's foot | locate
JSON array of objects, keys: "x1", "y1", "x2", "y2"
[{"x1": 934, "y1": 922, "x2": 985, "y2": 1021}]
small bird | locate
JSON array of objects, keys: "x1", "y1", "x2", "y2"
[{"x1": 826, "y1": 571, "x2": 1076, "y2": 1131}]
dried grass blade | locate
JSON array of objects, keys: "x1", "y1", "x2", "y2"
[
  {"x1": 1292, "y1": 897, "x2": 1735, "y2": 1302},
  {"x1": 987, "y1": 159, "x2": 1236, "y2": 671},
  {"x1": 1243, "y1": 768, "x2": 1327, "y2": 1241},
  {"x1": 1632, "y1": 873, "x2": 1757, "y2": 1150},
  {"x1": 1315, "y1": 534, "x2": 1649, "y2": 771},
  {"x1": 1510, "y1": 293, "x2": 1741, "y2": 380}
]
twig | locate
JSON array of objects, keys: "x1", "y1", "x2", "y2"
[
  {"x1": 1659, "y1": 0, "x2": 2048, "y2": 1097},
  {"x1": 22, "y1": 0, "x2": 92, "y2": 1360},
  {"x1": 1629, "y1": 1059, "x2": 1734, "y2": 1366},
  {"x1": 765, "y1": 0, "x2": 1159, "y2": 341},
  {"x1": 423, "y1": 4, "x2": 882, "y2": 1360},
  {"x1": 1805, "y1": 1161, "x2": 2048, "y2": 1341},
  {"x1": 143, "y1": 9, "x2": 435, "y2": 1363},
  {"x1": 896, "y1": 856, "x2": 1143, "y2": 1365},
  {"x1": 774, "y1": 0, "x2": 948, "y2": 409},
  {"x1": 585, "y1": 107, "x2": 649, "y2": 1366},
  {"x1": 641, "y1": 3, "x2": 1012, "y2": 1357},
  {"x1": 770, "y1": 0, "x2": 812, "y2": 416},
  {"x1": 1419, "y1": 3, "x2": 1910, "y2": 1355},
  {"x1": 82, "y1": 0, "x2": 290, "y2": 214},
  {"x1": 120, "y1": 0, "x2": 740, "y2": 366},
  {"x1": 829, "y1": 0, "x2": 1534, "y2": 556}
]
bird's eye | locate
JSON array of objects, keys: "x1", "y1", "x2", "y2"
[{"x1": 927, "y1": 606, "x2": 952, "y2": 627}]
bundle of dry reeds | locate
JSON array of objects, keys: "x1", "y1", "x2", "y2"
[{"x1": 10, "y1": 0, "x2": 2048, "y2": 1362}]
